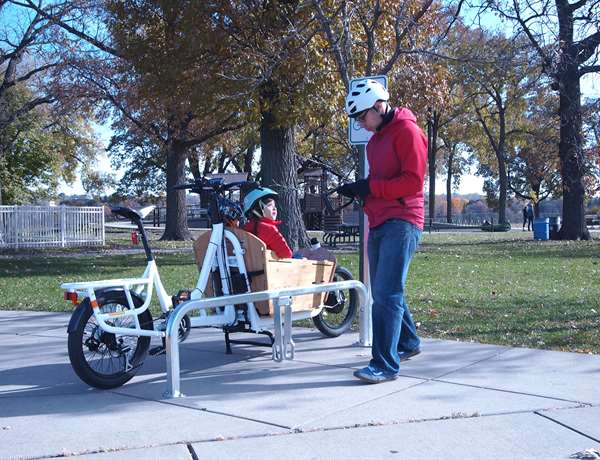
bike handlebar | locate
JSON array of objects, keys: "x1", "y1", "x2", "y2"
[
  {"x1": 321, "y1": 188, "x2": 356, "y2": 214},
  {"x1": 172, "y1": 177, "x2": 258, "y2": 195},
  {"x1": 172, "y1": 177, "x2": 259, "y2": 226}
]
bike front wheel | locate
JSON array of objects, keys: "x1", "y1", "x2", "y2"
[
  {"x1": 67, "y1": 291, "x2": 153, "y2": 389},
  {"x1": 312, "y1": 266, "x2": 358, "y2": 337}
]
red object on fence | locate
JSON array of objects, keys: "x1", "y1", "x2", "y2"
[
  {"x1": 64, "y1": 291, "x2": 78, "y2": 305},
  {"x1": 131, "y1": 231, "x2": 139, "y2": 245}
]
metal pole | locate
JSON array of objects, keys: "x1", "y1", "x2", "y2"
[
  {"x1": 358, "y1": 143, "x2": 372, "y2": 347},
  {"x1": 100, "y1": 207, "x2": 106, "y2": 246},
  {"x1": 13, "y1": 206, "x2": 19, "y2": 249},
  {"x1": 60, "y1": 205, "x2": 66, "y2": 248}
]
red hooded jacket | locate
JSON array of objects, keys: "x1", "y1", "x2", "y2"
[
  {"x1": 243, "y1": 218, "x2": 293, "y2": 259},
  {"x1": 365, "y1": 107, "x2": 427, "y2": 229}
]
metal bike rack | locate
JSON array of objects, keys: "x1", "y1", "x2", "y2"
[{"x1": 163, "y1": 279, "x2": 369, "y2": 398}]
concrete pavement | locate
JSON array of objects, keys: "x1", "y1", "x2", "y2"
[{"x1": 1, "y1": 310, "x2": 599, "y2": 460}]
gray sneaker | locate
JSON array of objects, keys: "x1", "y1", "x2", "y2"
[{"x1": 353, "y1": 366, "x2": 398, "y2": 384}]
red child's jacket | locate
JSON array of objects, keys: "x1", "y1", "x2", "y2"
[{"x1": 243, "y1": 218, "x2": 293, "y2": 259}]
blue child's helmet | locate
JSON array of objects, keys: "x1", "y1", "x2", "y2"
[{"x1": 243, "y1": 187, "x2": 278, "y2": 217}]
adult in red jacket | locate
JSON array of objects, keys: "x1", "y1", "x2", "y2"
[
  {"x1": 242, "y1": 187, "x2": 293, "y2": 259},
  {"x1": 339, "y1": 79, "x2": 427, "y2": 383}
]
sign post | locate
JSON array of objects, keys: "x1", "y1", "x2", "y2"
[{"x1": 348, "y1": 75, "x2": 387, "y2": 347}]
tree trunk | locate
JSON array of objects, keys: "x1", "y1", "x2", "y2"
[
  {"x1": 243, "y1": 145, "x2": 255, "y2": 179},
  {"x1": 446, "y1": 146, "x2": 454, "y2": 223},
  {"x1": 202, "y1": 149, "x2": 213, "y2": 176},
  {"x1": 555, "y1": 5, "x2": 590, "y2": 239},
  {"x1": 427, "y1": 110, "x2": 439, "y2": 221},
  {"x1": 260, "y1": 109, "x2": 309, "y2": 251},
  {"x1": 529, "y1": 181, "x2": 540, "y2": 218},
  {"x1": 188, "y1": 145, "x2": 202, "y2": 181},
  {"x1": 497, "y1": 153, "x2": 508, "y2": 225},
  {"x1": 161, "y1": 141, "x2": 191, "y2": 240},
  {"x1": 217, "y1": 148, "x2": 227, "y2": 173}
]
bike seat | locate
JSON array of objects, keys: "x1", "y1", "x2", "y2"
[{"x1": 111, "y1": 206, "x2": 143, "y2": 222}]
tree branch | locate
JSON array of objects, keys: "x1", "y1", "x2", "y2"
[
  {"x1": 77, "y1": 70, "x2": 165, "y2": 143},
  {"x1": 568, "y1": 0, "x2": 588, "y2": 11},
  {"x1": 380, "y1": 0, "x2": 434, "y2": 75},
  {"x1": 502, "y1": 0, "x2": 552, "y2": 70},
  {"x1": 576, "y1": 30, "x2": 600, "y2": 65},
  {"x1": 16, "y1": 62, "x2": 59, "y2": 84},
  {"x1": 580, "y1": 64, "x2": 600, "y2": 75},
  {"x1": 311, "y1": 0, "x2": 350, "y2": 89},
  {"x1": 0, "y1": 95, "x2": 55, "y2": 131},
  {"x1": 181, "y1": 119, "x2": 246, "y2": 149},
  {"x1": 19, "y1": 0, "x2": 121, "y2": 58},
  {"x1": 432, "y1": 0, "x2": 466, "y2": 48},
  {"x1": 474, "y1": 104, "x2": 500, "y2": 154}
]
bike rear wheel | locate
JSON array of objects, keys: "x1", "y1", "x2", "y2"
[
  {"x1": 68, "y1": 291, "x2": 153, "y2": 389},
  {"x1": 312, "y1": 266, "x2": 358, "y2": 337}
]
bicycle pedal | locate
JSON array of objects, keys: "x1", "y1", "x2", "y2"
[{"x1": 149, "y1": 345, "x2": 166, "y2": 356}]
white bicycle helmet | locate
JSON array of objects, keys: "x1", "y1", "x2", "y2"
[
  {"x1": 345, "y1": 79, "x2": 389, "y2": 117},
  {"x1": 243, "y1": 187, "x2": 278, "y2": 217}
]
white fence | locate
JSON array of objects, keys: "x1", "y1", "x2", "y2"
[{"x1": 0, "y1": 205, "x2": 105, "y2": 248}]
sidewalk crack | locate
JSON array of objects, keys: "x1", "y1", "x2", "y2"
[
  {"x1": 110, "y1": 390, "x2": 292, "y2": 430},
  {"x1": 429, "y1": 346, "x2": 513, "y2": 380},
  {"x1": 430, "y1": 378, "x2": 591, "y2": 406},
  {"x1": 535, "y1": 410, "x2": 600, "y2": 444},
  {"x1": 186, "y1": 442, "x2": 199, "y2": 460}
]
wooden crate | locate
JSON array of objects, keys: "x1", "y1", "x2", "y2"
[
  {"x1": 263, "y1": 257, "x2": 335, "y2": 315},
  {"x1": 193, "y1": 228, "x2": 335, "y2": 316}
]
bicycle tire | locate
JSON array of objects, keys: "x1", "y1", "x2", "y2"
[
  {"x1": 68, "y1": 291, "x2": 153, "y2": 389},
  {"x1": 312, "y1": 266, "x2": 358, "y2": 337}
]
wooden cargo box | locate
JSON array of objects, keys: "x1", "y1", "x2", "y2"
[{"x1": 193, "y1": 228, "x2": 335, "y2": 316}]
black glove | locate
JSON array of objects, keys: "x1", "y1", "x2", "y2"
[{"x1": 337, "y1": 179, "x2": 370, "y2": 199}]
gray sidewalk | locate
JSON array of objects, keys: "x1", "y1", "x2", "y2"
[{"x1": 1, "y1": 310, "x2": 599, "y2": 460}]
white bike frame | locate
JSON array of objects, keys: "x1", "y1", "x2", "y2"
[
  {"x1": 62, "y1": 220, "x2": 368, "y2": 342},
  {"x1": 61, "y1": 199, "x2": 371, "y2": 398},
  {"x1": 61, "y1": 258, "x2": 170, "y2": 338}
]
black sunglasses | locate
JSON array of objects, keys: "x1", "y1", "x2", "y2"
[{"x1": 353, "y1": 108, "x2": 371, "y2": 122}]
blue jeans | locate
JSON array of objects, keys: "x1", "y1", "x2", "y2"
[{"x1": 367, "y1": 219, "x2": 422, "y2": 375}]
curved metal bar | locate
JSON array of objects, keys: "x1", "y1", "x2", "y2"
[{"x1": 163, "y1": 279, "x2": 368, "y2": 398}]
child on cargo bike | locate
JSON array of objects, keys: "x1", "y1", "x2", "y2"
[{"x1": 242, "y1": 186, "x2": 294, "y2": 259}]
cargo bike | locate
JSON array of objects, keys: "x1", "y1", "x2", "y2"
[{"x1": 61, "y1": 178, "x2": 369, "y2": 395}]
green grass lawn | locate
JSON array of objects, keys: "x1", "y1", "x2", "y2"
[
  {"x1": 0, "y1": 252, "x2": 199, "y2": 312},
  {"x1": 1, "y1": 231, "x2": 598, "y2": 354},
  {"x1": 410, "y1": 232, "x2": 600, "y2": 353}
]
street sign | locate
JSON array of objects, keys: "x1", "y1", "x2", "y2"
[{"x1": 348, "y1": 75, "x2": 388, "y2": 145}]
